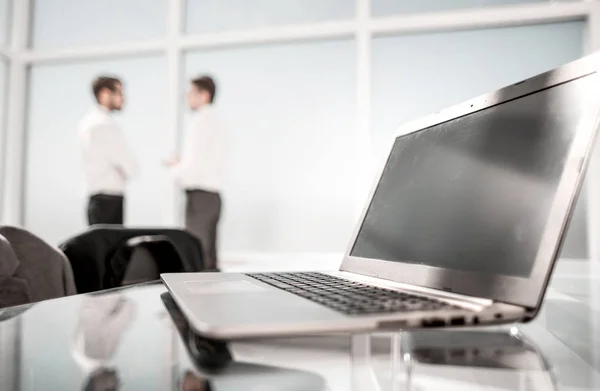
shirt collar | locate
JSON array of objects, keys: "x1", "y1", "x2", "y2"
[
  {"x1": 198, "y1": 104, "x2": 214, "y2": 113},
  {"x1": 96, "y1": 105, "x2": 111, "y2": 114}
]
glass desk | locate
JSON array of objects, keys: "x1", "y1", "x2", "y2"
[{"x1": 0, "y1": 260, "x2": 598, "y2": 391}]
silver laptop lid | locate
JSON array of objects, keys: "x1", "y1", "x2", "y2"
[{"x1": 342, "y1": 53, "x2": 600, "y2": 309}]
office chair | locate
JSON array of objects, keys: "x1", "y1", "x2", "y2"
[
  {"x1": 61, "y1": 227, "x2": 206, "y2": 293},
  {"x1": 0, "y1": 226, "x2": 77, "y2": 308},
  {"x1": 0, "y1": 234, "x2": 31, "y2": 308}
]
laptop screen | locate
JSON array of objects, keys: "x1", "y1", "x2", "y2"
[{"x1": 351, "y1": 75, "x2": 594, "y2": 278}]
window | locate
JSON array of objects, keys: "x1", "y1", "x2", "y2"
[
  {"x1": 0, "y1": 0, "x2": 10, "y2": 46},
  {"x1": 30, "y1": 0, "x2": 166, "y2": 49},
  {"x1": 4, "y1": 0, "x2": 595, "y2": 262},
  {"x1": 371, "y1": 22, "x2": 584, "y2": 154},
  {"x1": 185, "y1": 39, "x2": 357, "y2": 253},
  {"x1": 373, "y1": 0, "x2": 559, "y2": 16},
  {"x1": 185, "y1": 0, "x2": 355, "y2": 34}
]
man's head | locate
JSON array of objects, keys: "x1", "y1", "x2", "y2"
[
  {"x1": 92, "y1": 76, "x2": 124, "y2": 111},
  {"x1": 188, "y1": 76, "x2": 216, "y2": 111}
]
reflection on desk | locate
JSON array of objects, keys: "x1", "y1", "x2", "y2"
[
  {"x1": 0, "y1": 260, "x2": 598, "y2": 391},
  {"x1": 161, "y1": 291, "x2": 327, "y2": 391},
  {"x1": 402, "y1": 330, "x2": 556, "y2": 391},
  {"x1": 73, "y1": 294, "x2": 135, "y2": 391}
]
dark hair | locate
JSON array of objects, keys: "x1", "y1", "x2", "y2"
[
  {"x1": 92, "y1": 76, "x2": 122, "y2": 102},
  {"x1": 191, "y1": 76, "x2": 216, "y2": 103}
]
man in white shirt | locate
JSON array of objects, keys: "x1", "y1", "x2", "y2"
[
  {"x1": 167, "y1": 76, "x2": 226, "y2": 270},
  {"x1": 78, "y1": 76, "x2": 139, "y2": 226}
]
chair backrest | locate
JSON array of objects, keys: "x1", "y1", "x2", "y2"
[
  {"x1": 60, "y1": 227, "x2": 204, "y2": 293},
  {"x1": 0, "y1": 234, "x2": 32, "y2": 308},
  {"x1": 0, "y1": 235, "x2": 19, "y2": 277},
  {"x1": 0, "y1": 226, "x2": 77, "y2": 303},
  {"x1": 121, "y1": 245, "x2": 160, "y2": 286},
  {"x1": 110, "y1": 235, "x2": 189, "y2": 286}
]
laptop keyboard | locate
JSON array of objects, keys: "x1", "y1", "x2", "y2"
[{"x1": 248, "y1": 272, "x2": 458, "y2": 316}]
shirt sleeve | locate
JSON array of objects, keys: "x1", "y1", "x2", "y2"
[
  {"x1": 91, "y1": 123, "x2": 139, "y2": 180},
  {"x1": 113, "y1": 128, "x2": 139, "y2": 179}
]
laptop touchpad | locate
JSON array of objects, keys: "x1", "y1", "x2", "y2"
[{"x1": 184, "y1": 280, "x2": 266, "y2": 294}]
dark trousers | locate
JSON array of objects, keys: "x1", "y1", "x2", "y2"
[
  {"x1": 87, "y1": 194, "x2": 124, "y2": 226},
  {"x1": 185, "y1": 189, "x2": 222, "y2": 270}
]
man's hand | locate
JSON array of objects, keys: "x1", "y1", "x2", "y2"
[
  {"x1": 116, "y1": 166, "x2": 127, "y2": 179},
  {"x1": 165, "y1": 154, "x2": 180, "y2": 167}
]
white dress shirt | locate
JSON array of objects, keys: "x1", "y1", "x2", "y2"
[
  {"x1": 78, "y1": 106, "x2": 139, "y2": 195},
  {"x1": 171, "y1": 105, "x2": 227, "y2": 192}
]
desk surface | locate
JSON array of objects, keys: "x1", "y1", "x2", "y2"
[{"x1": 1, "y1": 260, "x2": 599, "y2": 391}]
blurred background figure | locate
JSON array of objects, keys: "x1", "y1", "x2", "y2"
[
  {"x1": 78, "y1": 76, "x2": 139, "y2": 226},
  {"x1": 72, "y1": 294, "x2": 135, "y2": 391},
  {"x1": 178, "y1": 371, "x2": 212, "y2": 391},
  {"x1": 167, "y1": 76, "x2": 226, "y2": 270}
]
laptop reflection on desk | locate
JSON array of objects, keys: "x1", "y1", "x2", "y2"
[{"x1": 161, "y1": 292, "x2": 328, "y2": 391}]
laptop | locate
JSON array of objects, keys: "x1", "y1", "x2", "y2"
[{"x1": 162, "y1": 53, "x2": 600, "y2": 339}]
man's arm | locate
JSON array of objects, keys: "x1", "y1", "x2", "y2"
[
  {"x1": 113, "y1": 129, "x2": 139, "y2": 180},
  {"x1": 92, "y1": 124, "x2": 139, "y2": 179}
]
